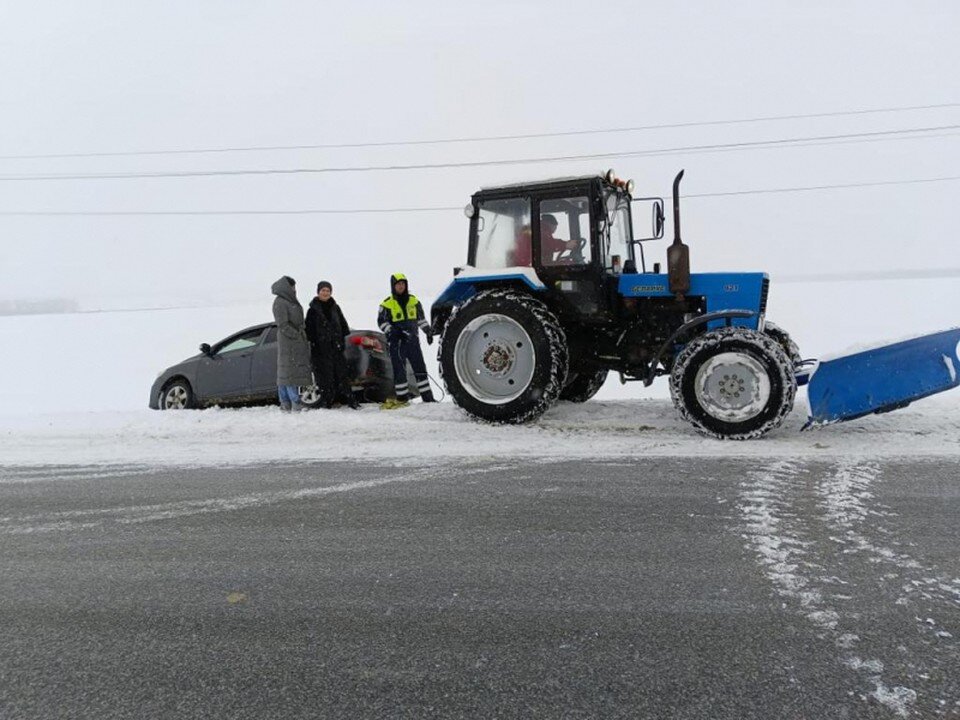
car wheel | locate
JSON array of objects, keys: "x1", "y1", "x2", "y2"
[
  {"x1": 299, "y1": 385, "x2": 324, "y2": 409},
  {"x1": 160, "y1": 378, "x2": 195, "y2": 410}
]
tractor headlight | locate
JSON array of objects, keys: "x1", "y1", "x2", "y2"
[
  {"x1": 626, "y1": 179, "x2": 635, "y2": 193},
  {"x1": 463, "y1": 204, "x2": 476, "y2": 219},
  {"x1": 605, "y1": 168, "x2": 616, "y2": 183}
]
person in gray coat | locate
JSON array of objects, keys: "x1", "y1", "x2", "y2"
[{"x1": 271, "y1": 276, "x2": 314, "y2": 411}]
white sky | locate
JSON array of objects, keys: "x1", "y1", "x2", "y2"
[{"x1": 1, "y1": 0, "x2": 958, "y2": 314}]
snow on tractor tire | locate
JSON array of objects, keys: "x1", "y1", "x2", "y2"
[
  {"x1": 669, "y1": 326, "x2": 797, "y2": 440},
  {"x1": 439, "y1": 289, "x2": 568, "y2": 424}
]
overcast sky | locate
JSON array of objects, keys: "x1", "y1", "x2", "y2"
[{"x1": 1, "y1": 0, "x2": 958, "y2": 312}]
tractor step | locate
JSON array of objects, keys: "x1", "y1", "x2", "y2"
[{"x1": 804, "y1": 327, "x2": 960, "y2": 427}]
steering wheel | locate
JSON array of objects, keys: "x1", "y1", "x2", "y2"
[{"x1": 567, "y1": 237, "x2": 587, "y2": 264}]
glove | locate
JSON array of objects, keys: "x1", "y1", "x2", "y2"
[{"x1": 426, "y1": 330, "x2": 435, "y2": 346}]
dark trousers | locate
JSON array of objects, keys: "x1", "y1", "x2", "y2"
[
  {"x1": 312, "y1": 347, "x2": 351, "y2": 408},
  {"x1": 388, "y1": 334, "x2": 433, "y2": 401}
]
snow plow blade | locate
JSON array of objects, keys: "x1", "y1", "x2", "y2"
[{"x1": 805, "y1": 327, "x2": 960, "y2": 427}]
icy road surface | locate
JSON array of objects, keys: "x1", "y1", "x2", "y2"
[{"x1": 1, "y1": 456, "x2": 959, "y2": 719}]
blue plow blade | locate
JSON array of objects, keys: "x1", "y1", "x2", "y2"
[{"x1": 805, "y1": 327, "x2": 960, "y2": 427}]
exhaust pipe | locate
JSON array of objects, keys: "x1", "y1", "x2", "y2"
[{"x1": 667, "y1": 169, "x2": 690, "y2": 299}]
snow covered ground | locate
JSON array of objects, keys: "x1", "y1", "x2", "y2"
[
  {"x1": 0, "y1": 277, "x2": 957, "y2": 468},
  {"x1": 1, "y1": 397, "x2": 959, "y2": 469}
]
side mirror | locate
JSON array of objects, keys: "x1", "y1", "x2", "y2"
[
  {"x1": 631, "y1": 198, "x2": 665, "y2": 241},
  {"x1": 199, "y1": 343, "x2": 212, "y2": 356}
]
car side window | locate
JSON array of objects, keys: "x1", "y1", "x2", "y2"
[
  {"x1": 262, "y1": 326, "x2": 278, "y2": 345},
  {"x1": 217, "y1": 329, "x2": 264, "y2": 355}
]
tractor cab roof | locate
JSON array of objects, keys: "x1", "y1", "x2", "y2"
[{"x1": 474, "y1": 173, "x2": 626, "y2": 200}]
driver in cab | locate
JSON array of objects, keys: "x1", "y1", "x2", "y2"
[{"x1": 539, "y1": 213, "x2": 579, "y2": 265}]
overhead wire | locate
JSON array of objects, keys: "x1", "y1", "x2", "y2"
[
  {"x1": 1, "y1": 101, "x2": 958, "y2": 161},
  {"x1": 0, "y1": 124, "x2": 957, "y2": 183},
  {"x1": 2, "y1": 175, "x2": 959, "y2": 216}
]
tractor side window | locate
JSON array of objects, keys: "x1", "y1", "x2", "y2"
[
  {"x1": 606, "y1": 206, "x2": 631, "y2": 272},
  {"x1": 539, "y1": 196, "x2": 592, "y2": 267},
  {"x1": 473, "y1": 197, "x2": 532, "y2": 269}
]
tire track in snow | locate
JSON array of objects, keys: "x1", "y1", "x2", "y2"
[
  {"x1": 814, "y1": 460, "x2": 960, "y2": 716},
  {"x1": 738, "y1": 460, "x2": 923, "y2": 717}
]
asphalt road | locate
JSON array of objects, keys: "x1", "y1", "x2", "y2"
[{"x1": 1, "y1": 458, "x2": 959, "y2": 719}]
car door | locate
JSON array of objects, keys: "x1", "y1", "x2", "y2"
[
  {"x1": 194, "y1": 327, "x2": 265, "y2": 403},
  {"x1": 250, "y1": 325, "x2": 280, "y2": 394}
]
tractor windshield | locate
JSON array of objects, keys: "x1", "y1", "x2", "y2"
[{"x1": 472, "y1": 197, "x2": 532, "y2": 269}]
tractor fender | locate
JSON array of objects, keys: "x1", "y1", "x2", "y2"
[
  {"x1": 431, "y1": 268, "x2": 546, "y2": 335},
  {"x1": 641, "y1": 309, "x2": 758, "y2": 385}
]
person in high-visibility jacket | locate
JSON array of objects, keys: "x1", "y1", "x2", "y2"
[{"x1": 377, "y1": 273, "x2": 436, "y2": 406}]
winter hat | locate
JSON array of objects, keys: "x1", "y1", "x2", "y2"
[{"x1": 317, "y1": 281, "x2": 332, "y2": 292}]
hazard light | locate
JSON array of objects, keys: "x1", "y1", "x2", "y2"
[{"x1": 349, "y1": 335, "x2": 384, "y2": 353}]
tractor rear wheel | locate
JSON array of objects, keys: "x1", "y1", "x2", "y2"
[
  {"x1": 439, "y1": 289, "x2": 568, "y2": 423},
  {"x1": 670, "y1": 326, "x2": 796, "y2": 440},
  {"x1": 560, "y1": 369, "x2": 608, "y2": 402}
]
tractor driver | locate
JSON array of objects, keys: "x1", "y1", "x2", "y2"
[{"x1": 539, "y1": 213, "x2": 579, "y2": 265}]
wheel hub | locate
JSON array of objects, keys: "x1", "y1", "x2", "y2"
[
  {"x1": 482, "y1": 343, "x2": 514, "y2": 374},
  {"x1": 695, "y1": 352, "x2": 770, "y2": 422},
  {"x1": 453, "y1": 314, "x2": 536, "y2": 405},
  {"x1": 164, "y1": 386, "x2": 188, "y2": 409}
]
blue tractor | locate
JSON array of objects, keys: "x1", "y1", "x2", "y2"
[
  {"x1": 430, "y1": 170, "x2": 799, "y2": 439},
  {"x1": 430, "y1": 170, "x2": 960, "y2": 439}
]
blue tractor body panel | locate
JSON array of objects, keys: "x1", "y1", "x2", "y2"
[
  {"x1": 432, "y1": 270, "x2": 547, "y2": 312},
  {"x1": 618, "y1": 272, "x2": 768, "y2": 330},
  {"x1": 806, "y1": 327, "x2": 960, "y2": 426}
]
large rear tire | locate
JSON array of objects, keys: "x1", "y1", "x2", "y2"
[
  {"x1": 670, "y1": 327, "x2": 796, "y2": 440},
  {"x1": 560, "y1": 369, "x2": 608, "y2": 402},
  {"x1": 439, "y1": 289, "x2": 568, "y2": 423}
]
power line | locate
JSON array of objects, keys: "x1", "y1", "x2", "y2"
[
  {"x1": 2, "y1": 102, "x2": 958, "y2": 161},
  {"x1": 685, "y1": 175, "x2": 960, "y2": 198},
  {"x1": 0, "y1": 125, "x2": 957, "y2": 183},
  {"x1": 0, "y1": 206, "x2": 462, "y2": 216},
  {"x1": 2, "y1": 175, "x2": 958, "y2": 217}
]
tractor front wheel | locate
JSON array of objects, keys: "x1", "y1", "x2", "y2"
[
  {"x1": 439, "y1": 289, "x2": 568, "y2": 423},
  {"x1": 670, "y1": 326, "x2": 796, "y2": 440}
]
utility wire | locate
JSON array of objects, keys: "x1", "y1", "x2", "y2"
[
  {"x1": 3, "y1": 175, "x2": 958, "y2": 217},
  {"x1": 0, "y1": 125, "x2": 957, "y2": 183},
  {"x1": 2, "y1": 102, "x2": 958, "y2": 161}
]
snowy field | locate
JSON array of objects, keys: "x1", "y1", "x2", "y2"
[{"x1": 0, "y1": 277, "x2": 957, "y2": 468}]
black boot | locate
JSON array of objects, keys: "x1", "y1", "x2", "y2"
[{"x1": 421, "y1": 390, "x2": 436, "y2": 403}]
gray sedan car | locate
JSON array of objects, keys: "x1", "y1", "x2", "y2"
[{"x1": 150, "y1": 322, "x2": 403, "y2": 410}]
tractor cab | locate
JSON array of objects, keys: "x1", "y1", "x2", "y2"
[{"x1": 465, "y1": 172, "x2": 664, "y2": 322}]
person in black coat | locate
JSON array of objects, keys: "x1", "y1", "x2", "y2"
[{"x1": 305, "y1": 281, "x2": 358, "y2": 409}]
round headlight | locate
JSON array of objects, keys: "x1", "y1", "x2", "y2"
[
  {"x1": 605, "y1": 168, "x2": 616, "y2": 183},
  {"x1": 463, "y1": 204, "x2": 476, "y2": 219},
  {"x1": 625, "y1": 179, "x2": 635, "y2": 193}
]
